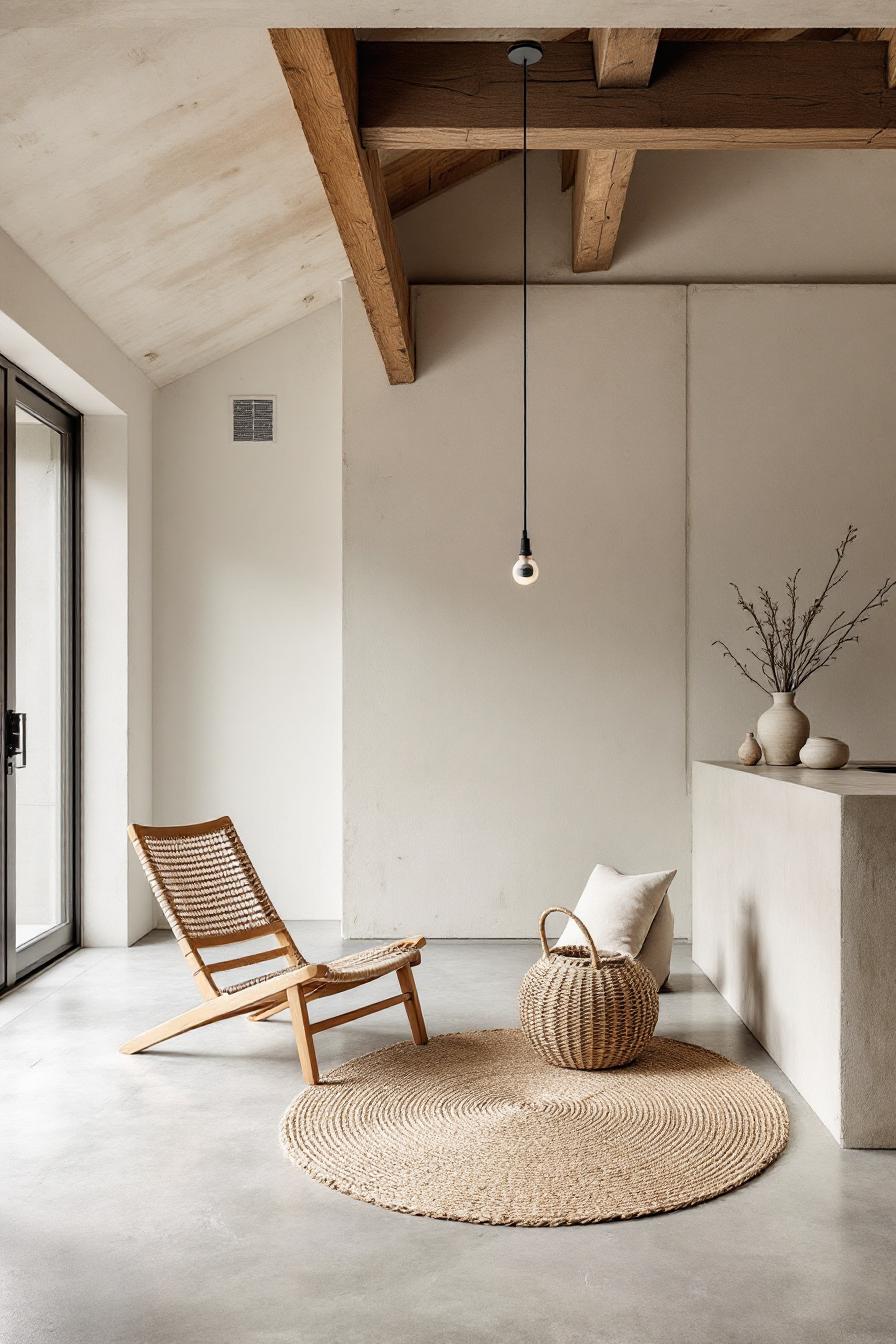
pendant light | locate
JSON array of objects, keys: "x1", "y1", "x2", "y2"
[{"x1": 507, "y1": 40, "x2": 543, "y2": 587}]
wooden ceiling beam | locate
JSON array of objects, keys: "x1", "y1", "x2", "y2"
[
  {"x1": 271, "y1": 28, "x2": 414, "y2": 385},
  {"x1": 569, "y1": 29, "x2": 658, "y2": 274},
  {"x1": 572, "y1": 149, "x2": 636, "y2": 272},
  {"x1": 592, "y1": 27, "x2": 660, "y2": 86},
  {"x1": 856, "y1": 28, "x2": 896, "y2": 87},
  {"x1": 662, "y1": 28, "x2": 844, "y2": 42},
  {"x1": 359, "y1": 40, "x2": 896, "y2": 151},
  {"x1": 383, "y1": 148, "x2": 516, "y2": 216}
]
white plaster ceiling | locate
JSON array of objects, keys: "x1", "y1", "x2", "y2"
[
  {"x1": 5, "y1": 4, "x2": 892, "y2": 26},
  {"x1": 0, "y1": 27, "x2": 349, "y2": 385}
]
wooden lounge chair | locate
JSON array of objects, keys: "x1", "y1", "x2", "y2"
[{"x1": 122, "y1": 816, "x2": 427, "y2": 1083}]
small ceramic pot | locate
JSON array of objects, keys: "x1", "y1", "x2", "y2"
[
  {"x1": 738, "y1": 731, "x2": 762, "y2": 766},
  {"x1": 799, "y1": 737, "x2": 850, "y2": 770},
  {"x1": 756, "y1": 692, "x2": 810, "y2": 766}
]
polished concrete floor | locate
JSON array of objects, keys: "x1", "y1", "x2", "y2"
[{"x1": 2, "y1": 925, "x2": 895, "y2": 1344}]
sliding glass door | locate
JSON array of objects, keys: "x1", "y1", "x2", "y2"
[{"x1": 1, "y1": 356, "x2": 80, "y2": 989}]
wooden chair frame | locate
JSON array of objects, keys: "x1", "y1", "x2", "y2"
[{"x1": 122, "y1": 818, "x2": 428, "y2": 1084}]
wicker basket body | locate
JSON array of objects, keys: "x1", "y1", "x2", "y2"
[{"x1": 519, "y1": 907, "x2": 659, "y2": 1070}]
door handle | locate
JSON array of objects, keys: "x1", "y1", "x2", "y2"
[{"x1": 5, "y1": 710, "x2": 26, "y2": 773}]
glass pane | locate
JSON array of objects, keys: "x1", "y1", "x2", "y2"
[{"x1": 14, "y1": 406, "x2": 65, "y2": 949}]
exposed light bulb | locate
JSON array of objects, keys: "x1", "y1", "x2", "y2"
[
  {"x1": 512, "y1": 532, "x2": 539, "y2": 585},
  {"x1": 512, "y1": 553, "x2": 539, "y2": 586}
]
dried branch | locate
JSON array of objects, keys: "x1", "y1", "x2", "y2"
[
  {"x1": 798, "y1": 579, "x2": 896, "y2": 685},
  {"x1": 711, "y1": 640, "x2": 769, "y2": 693},
  {"x1": 714, "y1": 526, "x2": 894, "y2": 696}
]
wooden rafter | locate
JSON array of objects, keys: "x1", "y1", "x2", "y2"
[
  {"x1": 270, "y1": 27, "x2": 414, "y2": 384},
  {"x1": 592, "y1": 27, "x2": 660, "y2": 86},
  {"x1": 662, "y1": 28, "x2": 847, "y2": 42},
  {"x1": 569, "y1": 29, "x2": 658, "y2": 273},
  {"x1": 382, "y1": 148, "x2": 516, "y2": 216},
  {"x1": 572, "y1": 149, "x2": 636, "y2": 273},
  {"x1": 358, "y1": 40, "x2": 896, "y2": 151},
  {"x1": 856, "y1": 28, "x2": 896, "y2": 88}
]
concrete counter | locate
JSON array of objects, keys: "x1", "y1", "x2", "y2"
[{"x1": 692, "y1": 761, "x2": 896, "y2": 1148}]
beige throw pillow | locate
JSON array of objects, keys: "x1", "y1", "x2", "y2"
[{"x1": 555, "y1": 863, "x2": 676, "y2": 988}]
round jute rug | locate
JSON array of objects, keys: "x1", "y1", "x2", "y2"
[{"x1": 280, "y1": 1028, "x2": 788, "y2": 1226}]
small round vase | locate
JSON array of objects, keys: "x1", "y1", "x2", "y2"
[
  {"x1": 756, "y1": 692, "x2": 810, "y2": 766},
  {"x1": 737, "y1": 731, "x2": 762, "y2": 766},
  {"x1": 799, "y1": 737, "x2": 850, "y2": 770}
]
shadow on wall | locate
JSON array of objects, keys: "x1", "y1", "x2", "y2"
[
  {"x1": 739, "y1": 897, "x2": 767, "y2": 1044},
  {"x1": 621, "y1": 151, "x2": 769, "y2": 262}
]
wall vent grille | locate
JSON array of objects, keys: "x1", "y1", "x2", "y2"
[{"x1": 231, "y1": 396, "x2": 276, "y2": 443}]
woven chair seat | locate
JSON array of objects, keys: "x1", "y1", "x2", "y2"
[
  {"x1": 222, "y1": 968, "x2": 294, "y2": 995},
  {"x1": 221, "y1": 940, "x2": 419, "y2": 996},
  {"x1": 324, "y1": 940, "x2": 420, "y2": 984}
]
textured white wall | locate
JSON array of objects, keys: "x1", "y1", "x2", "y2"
[
  {"x1": 343, "y1": 283, "x2": 689, "y2": 939},
  {"x1": 343, "y1": 280, "x2": 896, "y2": 940},
  {"x1": 688, "y1": 285, "x2": 896, "y2": 767},
  {"x1": 153, "y1": 306, "x2": 342, "y2": 919}
]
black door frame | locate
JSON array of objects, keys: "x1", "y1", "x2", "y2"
[{"x1": 0, "y1": 353, "x2": 81, "y2": 991}]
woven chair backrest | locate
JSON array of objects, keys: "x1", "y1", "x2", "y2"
[{"x1": 129, "y1": 817, "x2": 302, "y2": 959}]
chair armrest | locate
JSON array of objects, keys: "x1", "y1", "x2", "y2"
[{"x1": 223, "y1": 963, "x2": 328, "y2": 1014}]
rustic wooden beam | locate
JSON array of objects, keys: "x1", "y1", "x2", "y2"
[
  {"x1": 571, "y1": 150, "x2": 635, "y2": 272},
  {"x1": 592, "y1": 27, "x2": 659, "y2": 86},
  {"x1": 662, "y1": 28, "x2": 842, "y2": 42},
  {"x1": 383, "y1": 148, "x2": 516, "y2": 216},
  {"x1": 359, "y1": 40, "x2": 896, "y2": 151},
  {"x1": 856, "y1": 28, "x2": 896, "y2": 88},
  {"x1": 568, "y1": 29, "x2": 658, "y2": 273},
  {"x1": 271, "y1": 28, "x2": 414, "y2": 384}
]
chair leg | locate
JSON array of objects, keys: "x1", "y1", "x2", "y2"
[
  {"x1": 286, "y1": 984, "x2": 320, "y2": 1085},
  {"x1": 397, "y1": 964, "x2": 428, "y2": 1046},
  {"x1": 120, "y1": 1000, "x2": 217, "y2": 1055}
]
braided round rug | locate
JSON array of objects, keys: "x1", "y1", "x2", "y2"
[{"x1": 280, "y1": 1029, "x2": 788, "y2": 1226}]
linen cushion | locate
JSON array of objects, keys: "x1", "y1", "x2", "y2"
[
  {"x1": 637, "y1": 892, "x2": 674, "y2": 989},
  {"x1": 555, "y1": 863, "x2": 676, "y2": 988}
]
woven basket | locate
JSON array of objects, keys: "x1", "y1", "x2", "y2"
[{"x1": 519, "y1": 906, "x2": 659, "y2": 1070}]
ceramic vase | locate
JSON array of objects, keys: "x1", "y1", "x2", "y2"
[
  {"x1": 799, "y1": 736, "x2": 850, "y2": 770},
  {"x1": 756, "y1": 691, "x2": 810, "y2": 766},
  {"x1": 737, "y1": 731, "x2": 763, "y2": 766}
]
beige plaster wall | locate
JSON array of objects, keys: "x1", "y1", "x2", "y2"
[
  {"x1": 398, "y1": 151, "x2": 896, "y2": 286},
  {"x1": 153, "y1": 305, "x2": 342, "y2": 919},
  {"x1": 342, "y1": 282, "x2": 689, "y2": 938},
  {"x1": 688, "y1": 285, "x2": 896, "y2": 767}
]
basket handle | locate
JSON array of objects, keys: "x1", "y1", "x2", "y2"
[{"x1": 538, "y1": 906, "x2": 601, "y2": 970}]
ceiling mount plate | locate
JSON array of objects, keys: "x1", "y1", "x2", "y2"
[{"x1": 507, "y1": 40, "x2": 544, "y2": 66}]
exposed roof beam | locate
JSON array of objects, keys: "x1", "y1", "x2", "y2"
[
  {"x1": 662, "y1": 28, "x2": 844, "y2": 41},
  {"x1": 856, "y1": 28, "x2": 896, "y2": 87},
  {"x1": 572, "y1": 149, "x2": 636, "y2": 272},
  {"x1": 383, "y1": 148, "x2": 516, "y2": 216},
  {"x1": 271, "y1": 28, "x2": 414, "y2": 385},
  {"x1": 568, "y1": 29, "x2": 658, "y2": 274},
  {"x1": 592, "y1": 27, "x2": 659, "y2": 85},
  {"x1": 359, "y1": 40, "x2": 896, "y2": 151}
]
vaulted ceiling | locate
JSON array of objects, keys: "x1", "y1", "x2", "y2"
[
  {"x1": 0, "y1": 27, "x2": 347, "y2": 385},
  {"x1": 0, "y1": 25, "x2": 893, "y2": 385}
]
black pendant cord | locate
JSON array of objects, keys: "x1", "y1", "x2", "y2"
[{"x1": 521, "y1": 54, "x2": 529, "y2": 547}]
